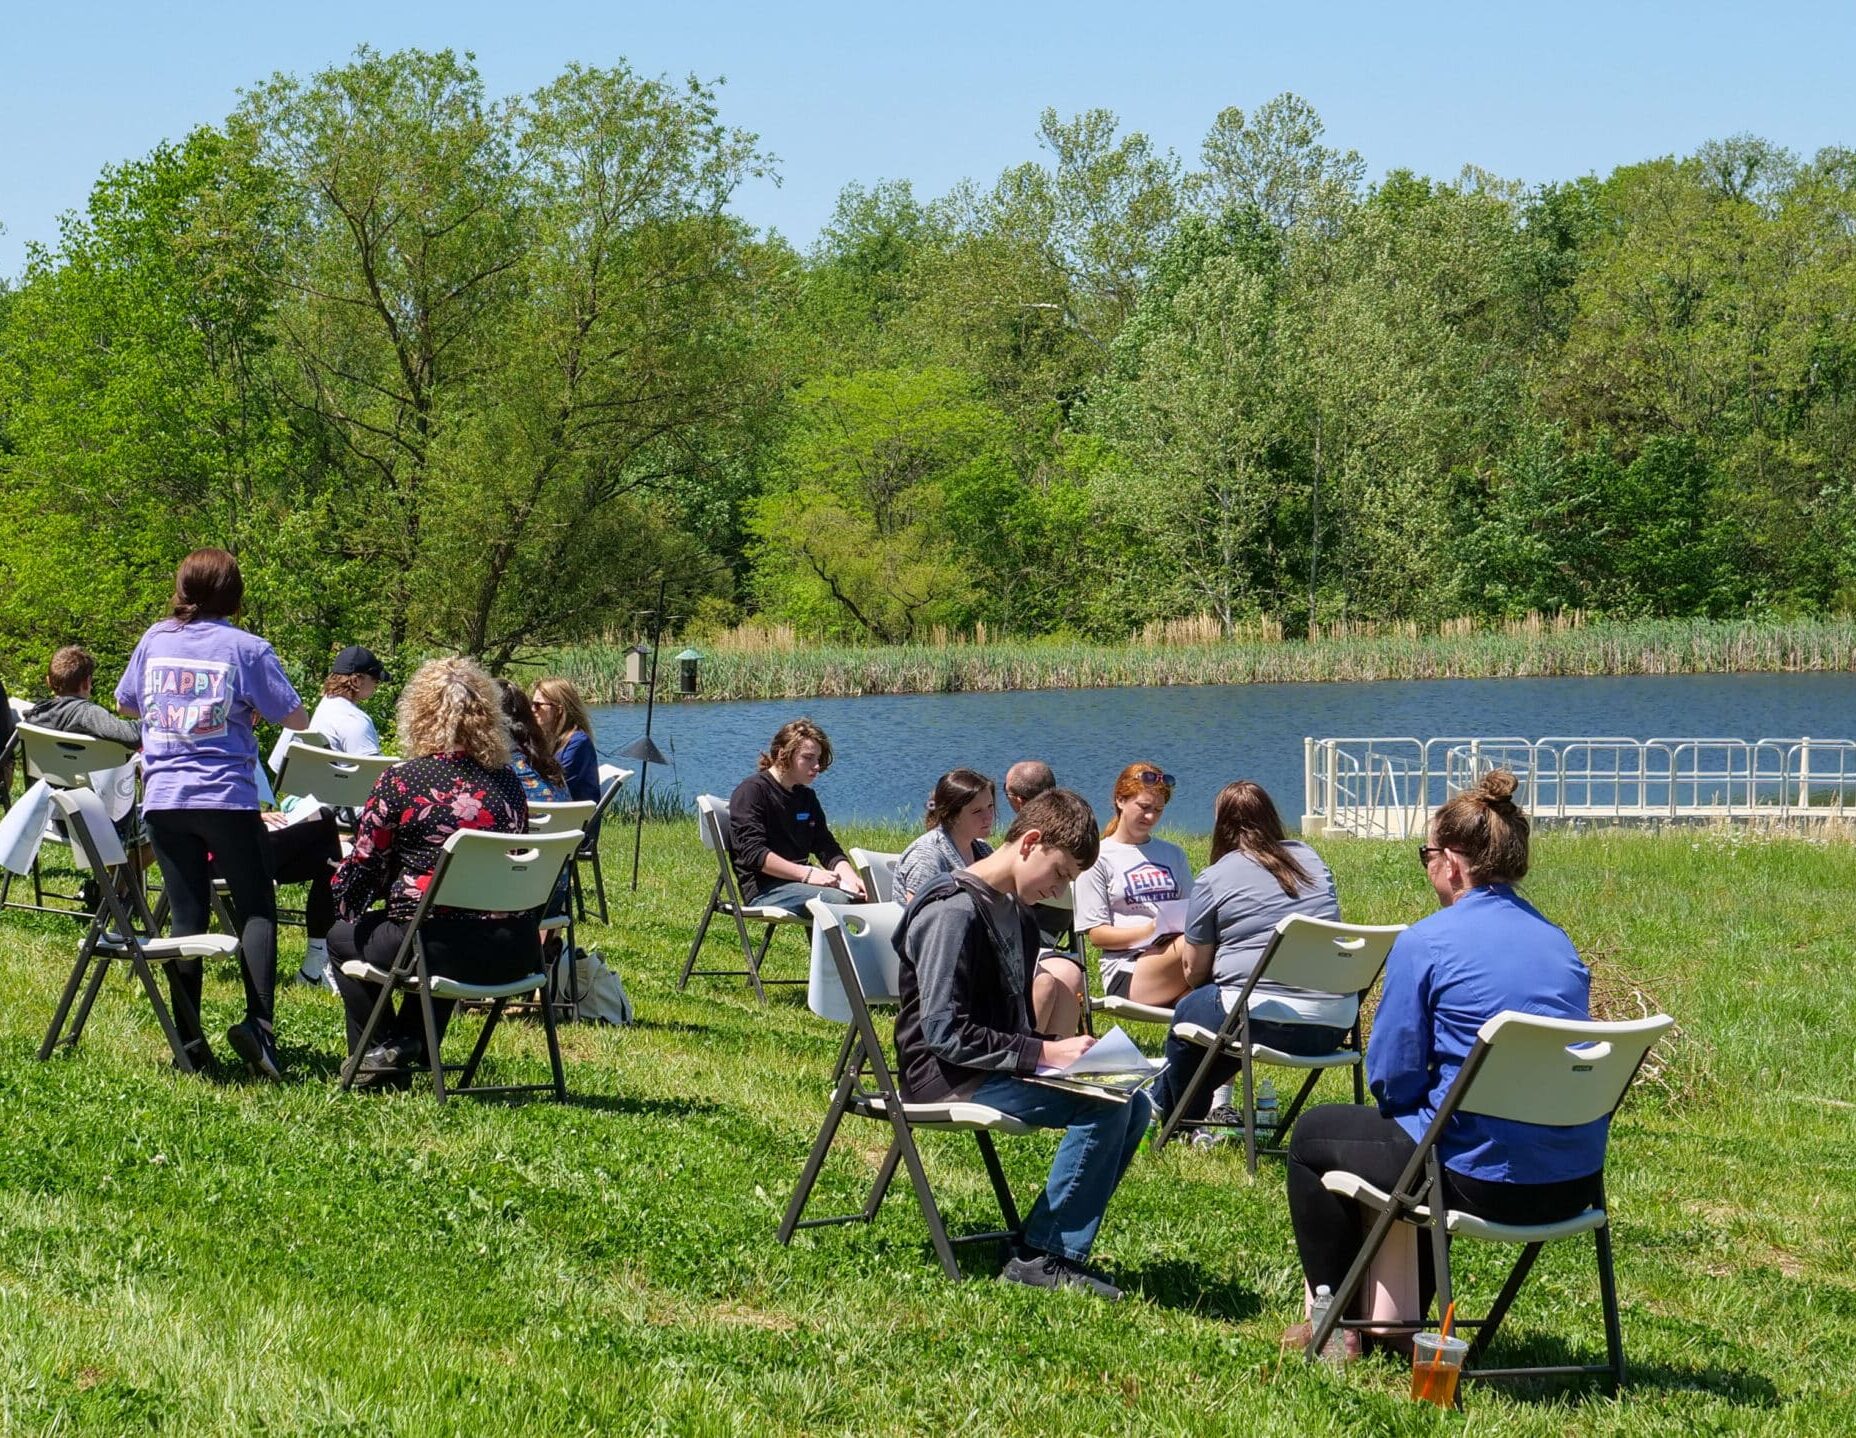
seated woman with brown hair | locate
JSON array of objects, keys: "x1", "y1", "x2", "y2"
[
  {"x1": 1149, "y1": 780, "x2": 1347, "y2": 1127},
  {"x1": 1281, "y1": 771, "x2": 1607, "y2": 1356},
  {"x1": 327, "y1": 657, "x2": 535, "y2": 1082},
  {"x1": 726, "y1": 716, "x2": 866, "y2": 915}
]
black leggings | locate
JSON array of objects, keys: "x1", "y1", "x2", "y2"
[
  {"x1": 328, "y1": 912, "x2": 541, "y2": 1053},
  {"x1": 265, "y1": 812, "x2": 341, "y2": 939},
  {"x1": 1286, "y1": 1104, "x2": 1603, "y2": 1309},
  {"x1": 146, "y1": 807, "x2": 277, "y2": 1037}
]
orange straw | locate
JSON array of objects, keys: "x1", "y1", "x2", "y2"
[{"x1": 1440, "y1": 1301, "x2": 1457, "y2": 1342}]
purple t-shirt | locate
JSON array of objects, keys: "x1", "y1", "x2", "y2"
[{"x1": 115, "y1": 619, "x2": 302, "y2": 811}]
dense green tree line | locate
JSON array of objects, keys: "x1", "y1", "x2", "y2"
[{"x1": 3, "y1": 50, "x2": 1853, "y2": 683}]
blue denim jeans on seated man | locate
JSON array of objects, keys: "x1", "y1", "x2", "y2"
[
  {"x1": 1150, "y1": 982, "x2": 1351, "y2": 1126},
  {"x1": 752, "y1": 879, "x2": 856, "y2": 916},
  {"x1": 966, "y1": 1075, "x2": 1153, "y2": 1263}
]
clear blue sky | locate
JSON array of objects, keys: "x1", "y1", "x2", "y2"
[{"x1": 4, "y1": 1, "x2": 1853, "y2": 279}]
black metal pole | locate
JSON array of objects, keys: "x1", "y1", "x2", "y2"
[{"x1": 630, "y1": 578, "x2": 666, "y2": 891}]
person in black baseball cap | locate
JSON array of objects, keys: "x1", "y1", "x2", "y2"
[
  {"x1": 269, "y1": 644, "x2": 389, "y2": 990},
  {"x1": 331, "y1": 645, "x2": 389, "y2": 682}
]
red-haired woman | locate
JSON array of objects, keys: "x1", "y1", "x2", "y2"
[{"x1": 1074, "y1": 762, "x2": 1192, "y2": 1008}]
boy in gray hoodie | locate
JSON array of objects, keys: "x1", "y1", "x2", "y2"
[{"x1": 893, "y1": 787, "x2": 1150, "y2": 1299}]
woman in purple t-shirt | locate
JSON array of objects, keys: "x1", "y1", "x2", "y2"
[{"x1": 116, "y1": 549, "x2": 308, "y2": 1078}]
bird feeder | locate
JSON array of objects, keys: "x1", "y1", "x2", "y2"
[
  {"x1": 676, "y1": 648, "x2": 703, "y2": 696},
  {"x1": 622, "y1": 642, "x2": 652, "y2": 687}
]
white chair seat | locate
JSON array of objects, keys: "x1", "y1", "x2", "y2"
[
  {"x1": 537, "y1": 914, "x2": 571, "y2": 933},
  {"x1": 725, "y1": 902, "x2": 810, "y2": 924},
  {"x1": 1321, "y1": 1171, "x2": 1610, "y2": 1243},
  {"x1": 855, "y1": 1093, "x2": 1034, "y2": 1135},
  {"x1": 1097, "y1": 994, "x2": 1175, "y2": 1025},
  {"x1": 339, "y1": 959, "x2": 545, "y2": 1001},
  {"x1": 1173, "y1": 1021, "x2": 1363, "y2": 1068},
  {"x1": 99, "y1": 933, "x2": 240, "y2": 962}
]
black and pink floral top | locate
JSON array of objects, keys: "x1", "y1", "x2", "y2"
[{"x1": 331, "y1": 752, "x2": 529, "y2": 922}]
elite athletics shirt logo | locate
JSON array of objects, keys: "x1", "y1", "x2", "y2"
[{"x1": 1121, "y1": 861, "x2": 1180, "y2": 905}]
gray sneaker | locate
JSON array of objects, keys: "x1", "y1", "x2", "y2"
[{"x1": 1000, "y1": 1252, "x2": 1123, "y2": 1301}]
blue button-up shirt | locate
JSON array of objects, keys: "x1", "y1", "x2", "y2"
[{"x1": 1366, "y1": 885, "x2": 1607, "y2": 1183}]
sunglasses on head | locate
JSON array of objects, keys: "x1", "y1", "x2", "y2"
[{"x1": 1137, "y1": 769, "x2": 1176, "y2": 788}]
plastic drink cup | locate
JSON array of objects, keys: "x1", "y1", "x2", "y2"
[{"x1": 1409, "y1": 1332, "x2": 1469, "y2": 1407}]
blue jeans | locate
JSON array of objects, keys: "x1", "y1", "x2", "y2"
[
  {"x1": 1151, "y1": 983, "x2": 1351, "y2": 1124},
  {"x1": 752, "y1": 879, "x2": 855, "y2": 916},
  {"x1": 967, "y1": 1074, "x2": 1152, "y2": 1263}
]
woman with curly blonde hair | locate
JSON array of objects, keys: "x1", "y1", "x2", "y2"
[{"x1": 327, "y1": 657, "x2": 536, "y2": 1084}]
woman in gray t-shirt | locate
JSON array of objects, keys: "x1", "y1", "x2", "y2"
[{"x1": 1152, "y1": 781, "x2": 1353, "y2": 1127}]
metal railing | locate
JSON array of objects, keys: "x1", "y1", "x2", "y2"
[{"x1": 1303, "y1": 736, "x2": 1856, "y2": 837}]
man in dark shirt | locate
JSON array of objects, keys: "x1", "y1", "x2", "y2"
[
  {"x1": 726, "y1": 717, "x2": 867, "y2": 912},
  {"x1": 894, "y1": 788, "x2": 1149, "y2": 1300}
]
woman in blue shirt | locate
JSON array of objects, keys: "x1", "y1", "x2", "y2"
[
  {"x1": 1282, "y1": 770, "x2": 1605, "y2": 1353},
  {"x1": 531, "y1": 677, "x2": 601, "y2": 804}
]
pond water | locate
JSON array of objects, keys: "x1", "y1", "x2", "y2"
[{"x1": 587, "y1": 672, "x2": 1856, "y2": 830}]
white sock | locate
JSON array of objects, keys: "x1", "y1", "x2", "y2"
[
  {"x1": 301, "y1": 938, "x2": 329, "y2": 978},
  {"x1": 1212, "y1": 1082, "x2": 1234, "y2": 1112}
]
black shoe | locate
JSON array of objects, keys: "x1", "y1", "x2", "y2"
[
  {"x1": 171, "y1": 1036, "x2": 216, "y2": 1073},
  {"x1": 226, "y1": 1021, "x2": 283, "y2": 1081},
  {"x1": 363, "y1": 1033, "x2": 426, "y2": 1072},
  {"x1": 999, "y1": 1251, "x2": 1123, "y2": 1301}
]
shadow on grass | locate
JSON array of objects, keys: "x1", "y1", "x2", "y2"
[
  {"x1": 1126, "y1": 1257, "x2": 1262, "y2": 1320},
  {"x1": 1463, "y1": 1332, "x2": 1780, "y2": 1408}
]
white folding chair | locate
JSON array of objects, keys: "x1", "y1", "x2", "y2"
[
  {"x1": 678, "y1": 794, "x2": 810, "y2": 1004},
  {"x1": 1154, "y1": 914, "x2": 1404, "y2": 1168},
  {"x1": 4, "y1": 722, "x2": 141, "y2": 918},
  {"x1": 528, "y1": 799, "x2": 597, "y2": 1015},
  {"x1": 848, "y1": 847, "x2": 900, "y2": 904},
  {"x1": 776, "y1": 900, "x2": 1030, "y2": 1280},
  {"x1": 273, "y1": 742, "x2": 397, "y2": 815},
  {"x1": 571, "y1": 763, "x2": 632, "y2": 924},
  {"x1": 36, "y1": 787, "x2": 238, "y2": 1072},
  {"x1": 1306, "y1": 1010, "x2": 1676, "y2": 1392},
  {"x1": 335, "y1": 827, "x2": 583, "y2": 1102}
]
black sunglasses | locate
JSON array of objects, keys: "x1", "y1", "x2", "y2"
[
  {"x1": 1417, "y1": 845, "x2": 1444, "y2": 866},
  {"x1": 1137, "y1": 769, "x2": 1177, "y2": 788}
]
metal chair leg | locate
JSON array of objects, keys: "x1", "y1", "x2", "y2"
[
  {"x1": 974, "y1": 1131, "x2": 1022, "y2": 1236},
  {"x1": 679, "y1": 881, "x2": 723, "y2": 989},
  {"x1": 417, "y1": 981, "x2": 448, "y2": 1103},
  {"x1": 1594, "y1": 1219, "x2": 1627, "y2": 1392},
  {"x1": 778, "y1": 1061, "x2": 860, "y2": 1244}
]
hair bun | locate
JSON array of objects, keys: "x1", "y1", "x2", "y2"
[{"x1": 1477, "y1": 769, "x2": 1519, "y2": 805}]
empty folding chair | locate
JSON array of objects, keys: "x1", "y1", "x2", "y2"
[
  {"x1": 36, "y1": 787, "x2": 238, "y2": 1073},
  {"x1": 678, "y1": 794, "x2": 810, "y2": 1004},
  {"x1": 571, "y1": 763, "x2": 632, "y2": 924},
  {"x1": 848, "y1": 847, "x2": 900, "y2": 904},
  {"x1": 4, "y1": 722, "x2": 140, "y2": 918},
  {"x1": 1154, "y1": 914, "x2": 1405, "y2": 1168},
  {"x1": 1306, "y1": 1010, "x2": 1675, "y2": 1391},
  {"x1": 777, "y1": 899, "x2": 1029, "y2": 1280},
  {"x1": 335, "y1": 827, "x2": 584, "y2": 1103},
  {"x1": 528, "y1": 798, "x2": 597, "y2": 1016}
]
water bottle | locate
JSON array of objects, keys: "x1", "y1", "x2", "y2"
[
  {"x1": 1253, "y1": 1079, "x2": 1279, "y2": 1140},
  {"x1": 1308, "y1": 1284, "x2": 1347, "y2": 1366}
]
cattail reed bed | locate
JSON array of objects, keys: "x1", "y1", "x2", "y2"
[{"x1": 552, "y1": 616, "x2": 1856, "y2": 704}]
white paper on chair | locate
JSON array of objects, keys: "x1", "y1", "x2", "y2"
[
  {"x1": 263, "y1": 796, "x2": 327, "y2": 830},
  {"x1": 0, "y1": 780, "x2": 54, "y2": 875}
]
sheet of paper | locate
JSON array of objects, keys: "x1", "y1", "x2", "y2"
[
  {"x1": 1150, "y1": 898, "x2": 1188, "y2": 935},
  {"x1": 1035, "y1": 1025, "x2": 1161, "y2": 1078}
]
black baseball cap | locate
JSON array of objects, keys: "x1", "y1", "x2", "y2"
[{"x1": 331, "y1": 645, "x2": 388, "y2": 681}]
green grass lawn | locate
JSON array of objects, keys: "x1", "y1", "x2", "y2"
[{"x1": 0, "y1": 823, "x2": 1852, "y2": 1435}]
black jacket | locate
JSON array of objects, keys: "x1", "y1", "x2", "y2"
[
  {"x1": 892, "y1": 871, "x2": 1047, "y2": 1102},
  {"x1": 727, "y1": 769, "x2": 846, "y2": 901}
]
